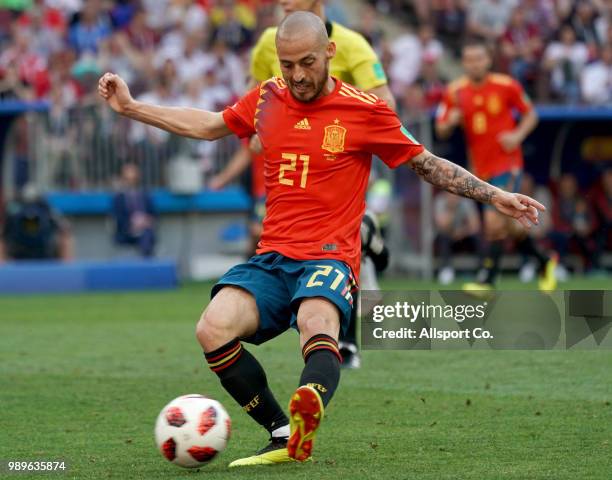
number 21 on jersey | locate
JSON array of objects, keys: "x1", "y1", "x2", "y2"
[{"x1": 279, "y1": 153, "x2": 310, "y2": 188}]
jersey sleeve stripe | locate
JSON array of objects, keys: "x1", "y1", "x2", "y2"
[
  {"x1": 339, "y1": 87, "x2": 376, "y2": 105},
  {"x1": 341, "y1": 83, "x2": 378, "y2": 103}
]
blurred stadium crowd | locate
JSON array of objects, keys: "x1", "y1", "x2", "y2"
[
  {"x1": 1, "y1": 0, "x2": 610, "y2": 111},
  {"x1": 0, "y1": 0, "x2": 610, "y2": 275},
  {"x1": 369, "y1": 0, "x2": 612, "y2": 108},
  {"x1": 0, "y1": 0, "x2": 266, "y2": 104}
]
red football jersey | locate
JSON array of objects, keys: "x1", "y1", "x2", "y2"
[
  {"x1": 436, "y1": 73, "x2": 533, "y2": 180},
  {"x1": 223, "y1": 77, "x2": 424, "y2": 278}
]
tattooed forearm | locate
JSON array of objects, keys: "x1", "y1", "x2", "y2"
[{"x1": 411, "y1": 152, "x2": 499, "y2": 204}]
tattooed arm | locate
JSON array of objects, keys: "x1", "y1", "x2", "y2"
[
  {"x1": 411, "y1": 150, "x2": 498, "y2": 203},
  {"x1": 410, "y1": 150, "x2": 545, "y2": 228}
]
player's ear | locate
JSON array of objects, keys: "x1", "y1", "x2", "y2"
[{"x1": 326, "y1": 41, "x2": 336, "y2": 60}]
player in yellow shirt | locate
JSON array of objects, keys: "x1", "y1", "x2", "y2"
[{"x1": 210, "y1": 0, "x2": 395, "y2": 370}]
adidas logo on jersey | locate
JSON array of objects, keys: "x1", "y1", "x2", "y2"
[{"x1": 294, "y1": 118, "x2": 311, "y2": 130}]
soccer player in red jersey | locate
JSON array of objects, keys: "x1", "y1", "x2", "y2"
[
  {"x1": 436, "y1": 39, "x2": 557, "y2": 291},
  {"x1": 212, "y1": 0, "x2": 397, "y2": 369},
  {"x1": 99, "y1": 13, "x2": 544, "y2": 466}
]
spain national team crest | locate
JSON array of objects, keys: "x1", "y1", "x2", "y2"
[
  {"x1": 487, "y1": 94, "x2": 501, "y2": 115},
  {"x1": 322, "y1": 119, "x2": 347, "y2": 154}
]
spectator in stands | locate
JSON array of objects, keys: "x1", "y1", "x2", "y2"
[
  {"x1": 44, "y1": 68, "x2": 80, "y2": 189},
  {"x1": 522, "y1": 0, "x2": 557, "y2": 41},
  {"x1": 46, "y1": 1, "x2": 82, "y2": 17},
  {"x1": 325, "y1": 0, "x2": 349, "y2": 25},
  {"x1": 431, "y1": 0, "x2": 467, "y2": 55},
  {"x1": 210, "y1": 0, "x2": 257, "y2": 32},
  {"x1": 0, "y1": 62, "x2": 32, "y2": 100},
  {"x1": 417, "y1": 55, "x2": 447, "y2": 108},
  {"x1": 200, "y1": 66, "x2": 234, "y2": 110},
  {"x1": 389, "y1": 23, "x2": 443, "y2": 99},
  {"x1": 178, "y1": 73, "x2": 229, "y2": 162},
  {"x1": 126, "y1": 8, "x2": 157, "y2": 52},
  {"x1": 388, "y1": 26, "x2": 422, "y2": 98},
  {"x1": 179, "y1": 76, "x2": 217, "y2": 113},
  {"x1": 467, "y1": 0, "x2": 516, "y2": 43},
  {"x1": 167, "y1": 0, "x2": 208, "y2": 35},
  {"x1": 399, "y1": 83, "x2": 427, "y2": 123},
  {"x1": 141, "y1": 0, "x2": 172, "y2": 31},
  {"x1": 170, "y1": 32, "x2": 212, "y2": 84},
  {"x1": 37, "y1": 50, "x2": 78, "y2": 100},
  {"x1": 604, "y1": 23, "x2": 612, "y2": 45},
  {"x1": 420, "y1": 0, "x2": 439, "y2": 24},
  {"x1": 210, "y1": 0, "x2": 254, "y2": 52},
  {"x1": 0, "y1": 26, "x2": 48, "y2": 98},
  {"x1": 0, "y1": 183, "x2": 73, "y2": 262},
  {"x1": 595, "y1": 1, "x2": 612, "y2": 44},
  {"x1": 129, "y1": 74, "x2": 180, "y2": 184},
  {"x1": 98, "y1": 31, "x2": 141, "y2": 86},
  {"x1": 418, "y1": 23, "x2": 445, "y2": 62},
  {"x1": 358, "y1": 3, "x2": 385, "y2": 54},
  {"x1": 70, "y1": 51, "x2": 102, "y2": 104},
  {"x1": 158, "y1": 58, "x2": 180, "y2": 96},
  {"x1": 111, "y1": 163, "x2": 156, "y2": 257},
  {"x1": 581, "y1": 42, "x2": 612, "y2": 105},
  {"x1": 6, "y1": 115, "x2": 33, "y2": 190},
  {"x1": 501, "y1": 7, "x2": 543, "y2": 92},
  {"x1": 109, "y1": 0, "x2": 138, "y2": 30},
  {"x1": 434, "y1": 191, "x2": 481, "y2": 284},
  {"x1": 543, "y1": 24, "x2": 589, "y2": 103},
  {"x1": 570, "y1": 0, "x2": 601, "y2": 58},
  {"x1": 208, "y1": 38, "x2": 245, "y2": 97},
  {"x1": 16, "y1": 0, "x2": 67, "y2": 57},
  {"x1": 68, "y1": 0, "x2": 112, "y2": 55},
  {"x1": 549, "y1": 173, "x2": 597, "y2": 271},
  {"x1": 253, "y1": 0, "x2": 276, "y2": 36}
]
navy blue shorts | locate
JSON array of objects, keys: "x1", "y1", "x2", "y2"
[
  {"x1": 211, "y1": 252, "x2": 356, "y2": 345},
  {"x1": 486, "y1": 171, "x2": 523, "y2": 209}
]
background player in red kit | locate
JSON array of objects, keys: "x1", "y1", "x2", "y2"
[
  {"x1": 436, "y1": 40, "x2": 556, "y2": 292},
  {"x1": 98, "y1": 13, "x2": 544, "y2": 467}
]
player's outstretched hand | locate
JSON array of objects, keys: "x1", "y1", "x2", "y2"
[
  {"x1": 98, "y1": 72, "x2": 133, "y2": 114},
  {"x1": 491, "y1": 191, "x2": 545, "y2": 229}
]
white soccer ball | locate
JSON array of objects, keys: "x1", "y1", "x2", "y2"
[{"x1": 154, "y1": 394, "x2": 231, "y2": 468}]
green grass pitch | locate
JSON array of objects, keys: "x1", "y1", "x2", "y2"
[{"x1": 1, "y1": 278, "x2": 611, "y2": 479}]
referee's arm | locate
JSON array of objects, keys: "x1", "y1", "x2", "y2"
[{"x1": 367, "y1": 84, "x2": 396, "y2": 111}]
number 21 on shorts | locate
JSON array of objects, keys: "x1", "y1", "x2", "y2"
[{"x1": 306, "y1": 265, "x2": 352, "y2": 301}]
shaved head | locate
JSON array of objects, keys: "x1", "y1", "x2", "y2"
[
  {"x1": 275, "y1": 11, "x2": 336, "y2": 102},
  {"x1": 276, "y1": 11, "x2": 328, "y2": 48}
]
